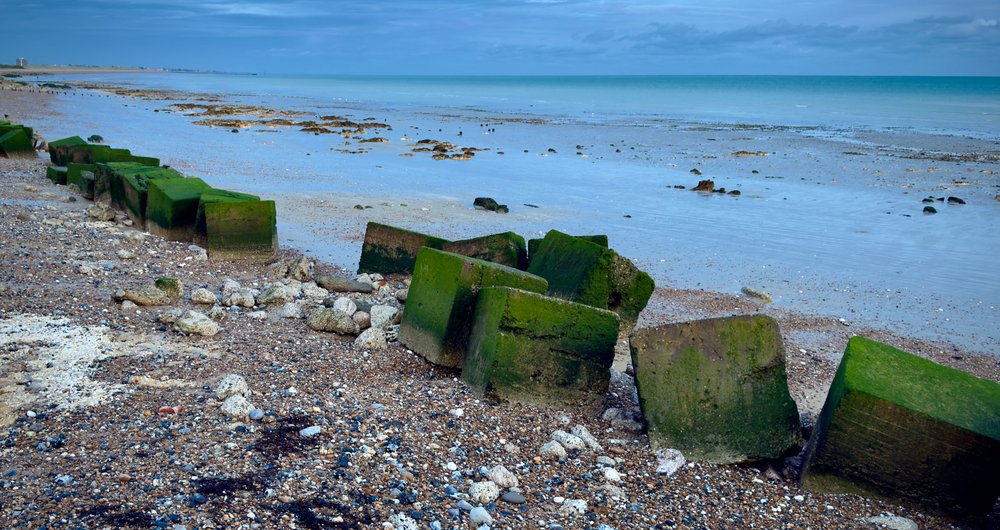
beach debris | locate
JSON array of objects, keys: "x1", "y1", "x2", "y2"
[
  {"x1": 731, "y1": 150, "x2": 769, "y2": 157},
  {"x1": 630, "y1": 315, "x2": 801, "y2": 463},
  {"x1": 800, "y1": 337, "x2": 1000, "y2": 517},
  {"x1": 692, "y1": 179, "x2": 715, "y2": 191},
  {"x1": 741, "y1": 286, "x2": 773, "y2": 303},
  {"x1": 473, "y1": 196, "x2": 508, "y2": 213}
]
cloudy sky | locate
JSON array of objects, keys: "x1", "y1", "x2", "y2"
[{"x1": 7, "y1": 0, "x2": 999, "y2": 75}]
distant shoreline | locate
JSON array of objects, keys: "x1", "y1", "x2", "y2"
[{"x1": 0, "y1": 65, "x2": 254, "y2": 76}]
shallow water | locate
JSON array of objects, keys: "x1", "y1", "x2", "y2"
[{"x1": 21, "y1": 74, "x2": 1000, "y2": 353}]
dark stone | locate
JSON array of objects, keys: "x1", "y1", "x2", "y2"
[
  {"x1": 947, "y1": 196, "x2": 966, "y2": 205},
  {"x1": 692, "y1": 179, "x2": 715, "y2": 192},
  {"x1": 923, "y1": 206, "x2": 938, "y2": 214}
]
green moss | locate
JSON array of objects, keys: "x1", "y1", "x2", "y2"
[
  {"x1": 204, "y1": 200, "x2": 277, "y2": 260},
  {"x1": 66, "y1": 163, "x2": 95, "y2": 191},
  {"x1": 46, "y1": 166, "x2": 68, "y2": 185},
  {"x1": 0, "y1": 129, "x2": 33, "y2": 157},
  {"x1": 194, "y1": 188, "x2": 262, "y2": 246},
  {"x1": 146, "y1": 177, "x2": 210, "y2": 241},
  {"x1": 119, "y1": 168, "x2": 179, "y2": 226},
  {"x1": 47, "y1": 136, "x2": 87, "y2": 165},
  {"x1": 357, "y1": 222, "x2": 450, "y2": 275},
  {"x1": 464, "y1": 286, "x2": 618, "y2": 405},
  {"x1": 48, "y1": 136, "x2": 86, "y2": 148},
  {"x1": 154, "y1": 277, "x2": 183, "y2": 299},
  {"x1": 399, "y1": 247, "x2": 547, "y2": 368},
  {"x1": 528, "y1": 230, "x2": 613, "y2": 307},
  {"x1": 630, "y1": 315, "x2": 800, "y2": 463},
  {"x1": 108, "y1": 148, "x2": 133, "y2": 162},
  {"x1": 442, "y1": 232, "x2": 528, "y2": 269}
]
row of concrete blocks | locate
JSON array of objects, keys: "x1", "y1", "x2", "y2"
[
  {"x1": 44, "y1": 135, "x2": 277, "y2": 260},
  {"x1": 374, "y1": 225, "x2": 999, "y2": 519},
  {"x1": 0, "y1": 121, "x2": 36, "y2": 158}
]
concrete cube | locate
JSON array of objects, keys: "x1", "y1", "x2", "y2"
[
  {"x1": 464, "y1": 286, "x2": 619, "y2": 405},
  {"x1": 46, "y1": 166, "x2": 68, "y2": 185},
  {"x1": 630, "y1": 315, "x2": 801, "y2": 463},
  {"x1": 204, "y1": 199, "x2": 277, "y2": 261},
  {"x1": 800, "y1": 336, "x2": 1000, "y2": 516},
  {"x1": 357, "y1": 222, "x2": 449, "y2": 275},
  {"x1": 47, "y1": 136, "x2": 87, "y2": 165},
  {"x1": 399, "y1": 247, "x2": 547, "y2": 368},
  {"x1": 146, "y1": 177, "x2": 210, "y2": 241},
  {"x1": 442, "y1": 232, "x2": 528, "y2": 269}
]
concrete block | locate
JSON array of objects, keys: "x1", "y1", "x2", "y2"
[
  {"x1": 399, "y1": 247, "x2": 547, "y2": 368},
  {"x1": 204, "y1": 199, "x2": 277, "y2": 261},
  {"x1": 120, "y1": 167, "x2": 182, "y2": 228},
  {"x1": 0, "y1": 129, "x2": 34, "y2": 158},
  {"x1": 146, "y1": 177, "x2": 210, "y2": 241},
  {"x1": 357, "y1": 222, "x2": 449, "y2": 275},
  {"x1": 442, "y1": 232, "x2": 527, "y2": 269},
  {"x1": 46, "y1": 166, "x2": 68, "y2": 185},
  {"x1": 464, "y1": 286, "x2": 619, "y2": 405},
  {"x1": 630, "y1": 315, "x2": 801, "y2": 463},
  {"x1": 47, "y1": 136, "x2": 87, "y2": 165},
  {"x1": 800, "y1": 336, "x2": 1000, "y2": 516},
  {"x1": 528, "y1": 234, "x2": 607, "y2": 259},
  {"x1": 193, "y1": 188, "x2": 260, "y2": 247}
]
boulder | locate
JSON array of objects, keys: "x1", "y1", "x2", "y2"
[
  {"x1": 315, "y1": 275, "x2": 374, "y2": 293},
  {"x1": 307, "y1": 307, "x2": 360, "y2": 334},
  {"x1": 463, "y1": 286, "x2": 619, "y2": 406},
  {"x1": 527, "y1": 230, "x2": 654, "y2": 326},
  {"x1": 190, "y1": 288, "x2": 218, "y2": 305},
  {"x1": 399, "y1": 248, "x2": 547, "y2": 369},
  {"x1": 357, "y1": 222, "x2": 449, "y2": 275},
  {"x1": 257, "y1": 284, "x2": 296, "y2": 306},
  {"x1": 175, "y1": 310, "x2": 220, "y2": 336},
  {"x1": 369, "y1": 305, "x2": 398, "y2": 329},
  {"x1": 473, "y1": 197, "x2": 508, "y2": 213},
  {"x1": 442, "y1": 232, "x2": 528, "y2": 270},
  {"x1": 353, "y1": 327, "x2": 388, "y2": 350},
  {"x1": 630, "y1": 315, "x2": 801, "y2": 463},
  {"x1": 800, "y1": 336, "x2": 1000, "y2": 517},
  {"x1": 145, "y1": 177, "x2": 210, "y2": 241},
  {"x1": 117, "y1": 285, "x2": 171, "y2": 306}
]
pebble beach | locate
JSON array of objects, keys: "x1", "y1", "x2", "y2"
[{"x1": 2, "y1": 80, "x2": 1000, "y2": 529}]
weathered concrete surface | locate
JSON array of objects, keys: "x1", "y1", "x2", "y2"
[
  {"x1": 800, "y1": 336, "x2": 1000, "y2": 517},
  {"x1": 442, "y1": 232, "x2": 528, "y2": 270},
  {"x1": 357, "y1": 222, "x2": 449, "y2": 275},
  {"x1": 399, "y1": 248, "x2": 547, "y2": 369},
  {"x1": 630, "y1": 315, "x2": 801, "y2": 463},
  {"x1": 464, "y1": 286, "x2": 619, "y2": 406},
  {"x1": 145, "y1": 177, "x2": 210, "y2": 241}
]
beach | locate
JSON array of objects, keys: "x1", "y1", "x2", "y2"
[{"x1": 2, "y1": 76, "x2": 999, "y2": 529}]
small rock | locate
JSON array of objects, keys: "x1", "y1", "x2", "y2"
[
  {"x1": 221, "y1": 279, "x2": 242, "y2": 298},
  {"x1": 287, "y1": 256, "x2": 314, "y2": 282},
  {"x1": 655, "y1": 448, "x2": 686, "y2": 477},
  {"x1": 352, "y1": 311, "x2": 372, "y2": 329},
  {"x1": 449, "y1": 408, "x2": 464, "y2": 417},
  {"x1": 299, "y1": 425, "x2": 322, "y2": 437},
  {"x1": 469, "y1": 507, "x2": 493, "y2": 525},
  {"x1": 354, "y1": 327, "x2": 388, "y2": 350},
  {"x1": 570, "y1": 425, "x2": 603, "y2": 452},
  {"x1": 552, "y1": 430, "x2": 586, "y2": 451},
  {"x1": 116, "y1": 249, "x2": 136, "y2": 260},
  {"x1": 485, "y1": 465, "x2": 518, "y2": 489},
  {"x1": 276, "y1": 302, "x2": 302, "y2": 319},
  {"x1": 395, "y1": 288, "x2": 409, "y2": 302},
  {"x1": 220, "y1": 395, "x2": 252, "y2": 417},
  {"x1": 540, "y1": 440, "x2": 567, "y2": 461},
  {"x1": 560, "y1": 499, "x2": 587, "y2": 515},
  {"x1": 190, "y1": 288, "x2": 218, "y2": 305},
  {"x1": 87, "y1": 204, "x2": 116, "y2": 221},
  {"x1": 692, "y1": 179, "x2": 715, "y2": 192},
  {"x1": 501, "y1": 491, "x2": 526, "y2": 504},
  {"x1": 158, "y1": 308, "x2": 184, "y2": 324},
  {"x1": 333, "y1": 297, "x2": 357, "y2": 315},
  {"x1": 370, "y1": 305, "x2": 399, "y2": 329},
  {"x1": 866, "y1": 515, "x2": 918, "y2": 530},
  {"x1": 155, "y1": 278, "x2": 183, "y2": 300},
  {"x1": 118, "y1": 285, "x2": 172, "y2": 306},
  {"x1": 596, "y1": 455, "x2": 616, "y2": 466},
  {"x1": 603, "y1": 467, "x2": 622, "y2": 482},
  {"x1": 54, "y1": 474, "x2": 73, "y2": 486},
  {"x1": 946, "y1": 196, "x2": 965, "y2": 205},
  {"x1": 257, "y1": 284, "x2": 295, "y2": 306},
  {"x1": 249, "y1": 408, "x2": 265, "y2": 421},
  {"x1": 456, "y1": 500, "x2": 474, "y2": 511},
  {"x1": 741, "y1": 286, "x2": 773, "y2": 303},
  {"x1": 216, "y1": 374, "x2": 250, "y2": 399},
  {"x1": 923, "y1": 206, "x2": 938, "y2": 214},
  {"x1": 307, "y1": 307, "x2": 360, "y2": 334},
  {"x1": 223, "y1": 288, "x2": 257, "y2": 308},
  {"x1": 175, "y1": 310, "x2": 220, "y2": 336},
  {"x1": 315, "y1": 275, "x2": 374, "y2": 293},
  {"x1": 389, "y1": 512, "x2": 419, "y2": 530},
  {"x1": 469, "y1": 481, "x2": 500, "y2": 504}
]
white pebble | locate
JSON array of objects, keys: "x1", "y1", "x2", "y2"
[
  {"x1": 469, "y1": 507, "x2": 493, "y2": 525},
  {"x1": 603, "y1": 467, "x2": 622, "y2": 482},
  {"x1": 300, "y1": 425, "x2": 322, "y2": 437},
  {"x1": 449, "y1": 408, "x2": 464, "y2": 417}
]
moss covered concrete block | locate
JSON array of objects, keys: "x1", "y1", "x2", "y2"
[
  {"x1": 120, "y1": 167, "x2": 182, "y2": 228},
  {"x1": 464, "y1": 286, "x2": 619, "y2": 405},
  {"x1": 47, "y1": 136, "x2": 87, "y2": 165},
  {"x1": 204, "y1": 199, "x2": 277, "y2": 261},
  {"x1": 399, "y1": 247, "x2": 547, "y2": 369},
  {"x1": 46, "y1": 166, "x2": 68, "y2": 185},
  {"x1": 442, "y1": 232, "x2": 528, "y2": 269},
  {"x1": 68, "y1": 144, "x2": 112, "y2": 164},
  {"x1": 194, "y1": 188, "x2": 261, "y2": 246},
  {"x1": 800, "y1": 336, "x2": 1000, "y2": 516},
  {"x1": 0, "y1": 129, "x2": 34, "y2": 158},
  {"x1": 93, "y1": 162, "x2": 147, "y2": 206},
  {"x1": 66, "y1": 163, "x2": 95, "y2": 192},
  {"x1": 528, "y1": 234, "x2": 608, "y2": 259},
  {"x1": 146, "y1": 177, "x2": 210, "y2": 241},
  {"x1": 527, "y1": 230, "x2": 654, "y2": 326},
  {"x1": 358, "y1": 222, "x2": 450, "y2": 275},
  {"x1": 630, "y1": 315, "x2": 801, "y2": 463}
]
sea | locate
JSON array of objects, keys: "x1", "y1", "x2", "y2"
[{"x1": 19, "y1": 74, "x2": 1000, "y2": 353}]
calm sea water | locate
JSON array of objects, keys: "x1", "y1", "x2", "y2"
[{"x1": 24, "y1": 73, "x2": 1000, "y2": 352}]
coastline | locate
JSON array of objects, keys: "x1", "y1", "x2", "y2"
[{"x1": 2, "y1": 81, "x2": 999, "y2": 529}]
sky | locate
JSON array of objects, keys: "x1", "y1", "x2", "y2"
[{"x1": 4, "y1": 0, "x2": 999, "y2": 75}]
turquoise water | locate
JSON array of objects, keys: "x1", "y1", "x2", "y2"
[{"x1": 21, "y1": 73, "x2": 1000, "y2": 353}]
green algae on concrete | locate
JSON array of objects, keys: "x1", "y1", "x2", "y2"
[
  {"x1": 399, "y1": 247, "x2": 547, "y2": 369},
  {"x1": 442, "y1": 232, "x2": 528, "y2": 270},
  {"x1": 0, "y1": 129, "x2": 34, "y2": 158},
  {"x1": 630, "y1": 314, "x2": 801, "y2": 463},
  {"x1": 47, "y1": 136, "x2": 87, "y2": 165},
  {"x1": 464, "y1": 286, "x2": 619, "y2": 406},
  {"x1": 528, "y1": 234, "x2": 608, "y2": 260},
  {"x1": 204, "y1": 199, "x2": 277, "y2": 260},
  {"x1": 358, "y1": 222, "x2": 449, "y2": 275},
  {"x1": 46, "y1": 166, "x2": 68, "y2": 185},
  {"x1": 66, "y1": 163, "x2": 95, "y2": 193},
  {"x1": 800, "y1": 336, "x2": 1000, "y2": 517},
  {"x1": 119, "y1": 167, "x2": 183, "y2": 228},
  {"x1": 194, "y1": 188, "x2": 261, "y2": 247},
  {"x1": 527, "y1": 230, "x2": 654, "y2": 326},
  {"x1": 67, "y1": 144, "x2": 112, "y2": 164},
  {"x1": 146, "y1": 177, "x2": 210, "y2": 241},
  {"x1": 93, "y1": 162, "x2": 154, "y2": 206}
]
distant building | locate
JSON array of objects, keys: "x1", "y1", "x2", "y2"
[{"x1": 15, "y1": 57, "x2": 27, "y2": 68}]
